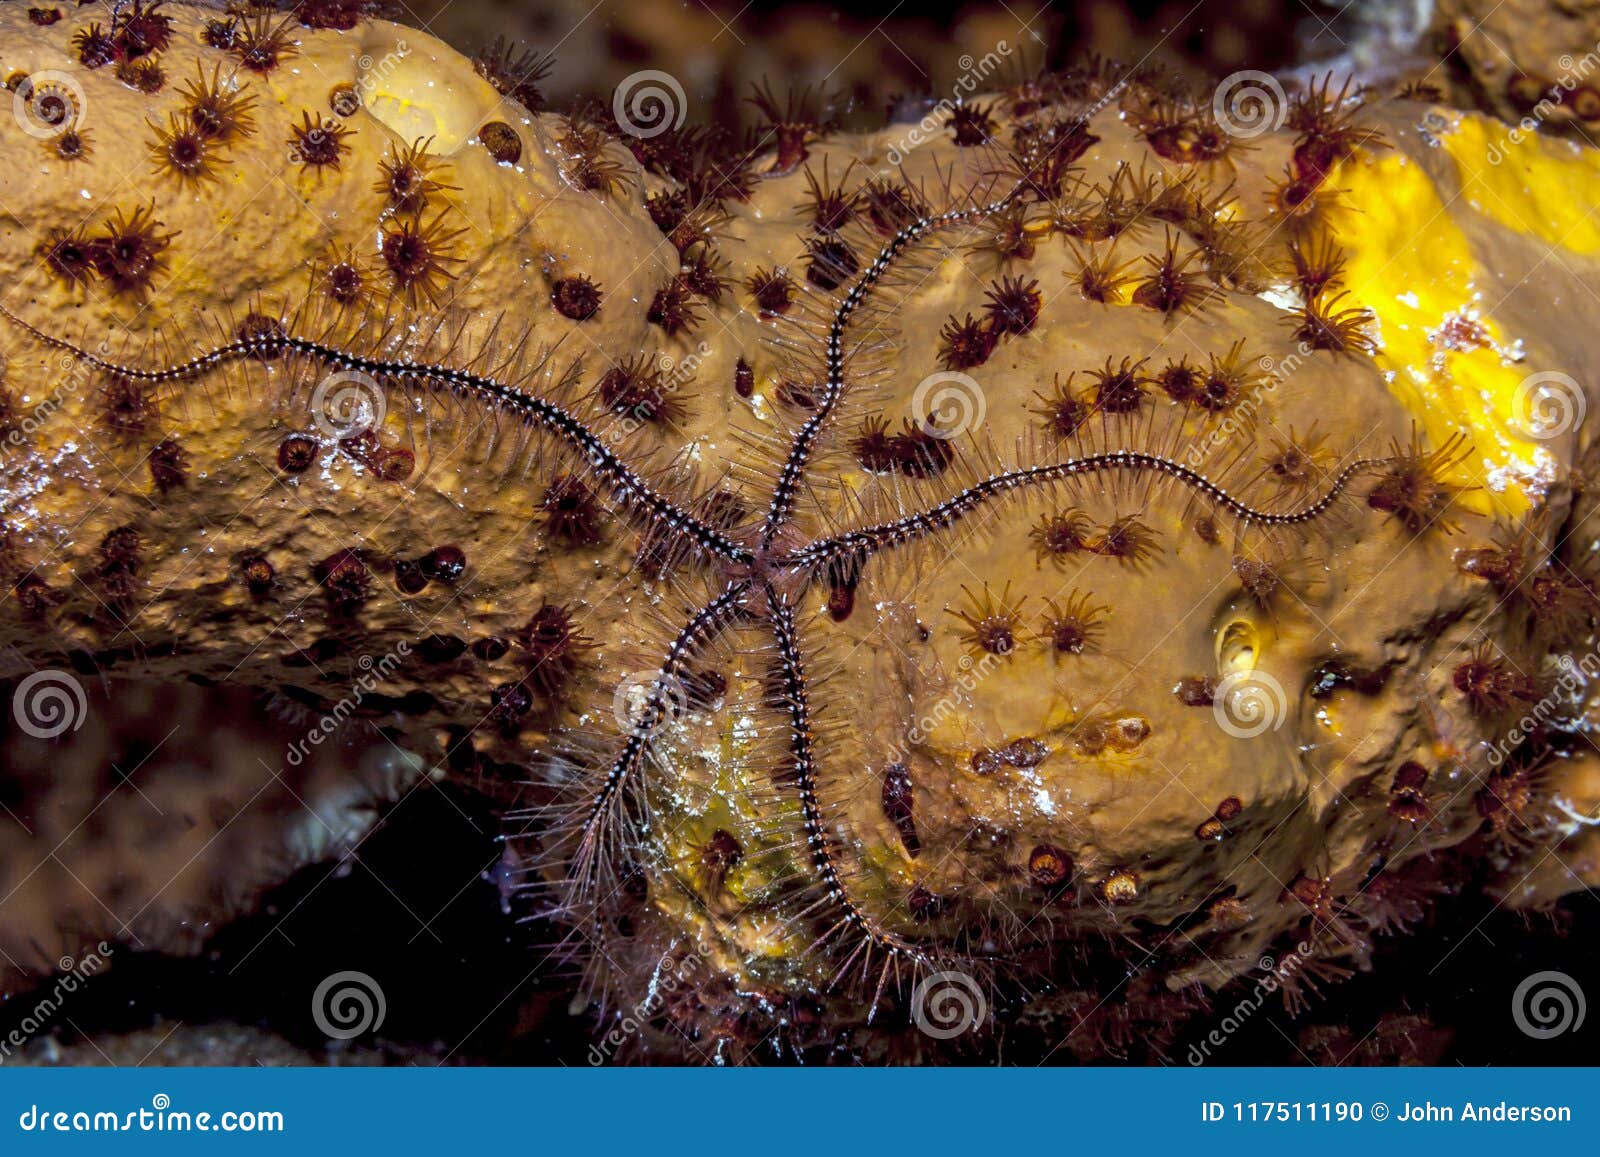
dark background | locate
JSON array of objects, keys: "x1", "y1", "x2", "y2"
[{"x1": 6, "y1": 778, "x2": 1593, "y2": 1064}]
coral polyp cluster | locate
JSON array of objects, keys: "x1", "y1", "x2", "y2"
[{"x1": 2, "y1": 2, "x2": 1599, "y2": 1063}]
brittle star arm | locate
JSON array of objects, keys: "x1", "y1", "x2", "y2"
[
  {"x1": 765, "y1": 588, "x2": 938, "y2": 1000},
  {"x1": 784, "y1": 452, "x2": 1383, "y2": 578},
  {"x1": 0, "y1": 304, "x2": 753, "y2": 565},
  {"x1": 758, "y1": 192, "x2": 1021, "y2": 547},
  {"x1": 567, "y1": 579, "x2": 752, "y2": 895}
]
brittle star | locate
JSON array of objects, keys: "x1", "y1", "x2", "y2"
[{"x1": 0, "y1": 186, "x2": 1383, "y2": 1006}]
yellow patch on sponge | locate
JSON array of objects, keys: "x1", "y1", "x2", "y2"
[
  {"x1": 1327, "y1": 147, "x2": 1553, "y2": 516},
  {"x1": 1444, "y1": 114, "x2": 1600, "y2": 254}
]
